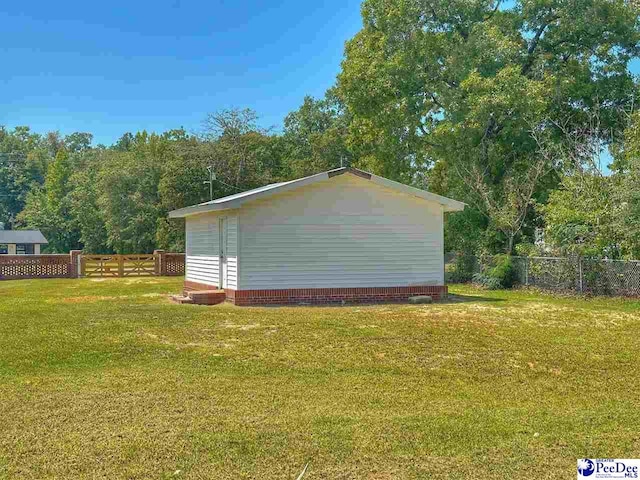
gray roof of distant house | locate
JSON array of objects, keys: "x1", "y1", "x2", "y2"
[{"x1": 0, "y1": 230, "x2": 48, "y2": 244}]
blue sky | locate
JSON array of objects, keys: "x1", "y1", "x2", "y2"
[
  {"x1": 2, "y1": 2, "x2": 638, "y2": 148},
  {"x1": 0, "y1": 0, "x2": 363, "y2": 145}
]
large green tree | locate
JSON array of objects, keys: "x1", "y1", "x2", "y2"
[
  {"x1": 281, "y1": 92, "x2": 353, "y2": 178},
  {"x1": 18, "y1": 148, "x2": 81, "y2": 252},
  {"x1": 610, "y1": 110, "x2": 640, "y2": 258},
  {"x1": 338, "y1": 0, "x2": 640, "y2": 252},
  {"x1": 96, "y1": 133, "x2": 166, "y2": 254},
  {"x1": 0, "y1": 126, "x2": 49, "y2": 229},
  {"x1": 200, "y1": 108, "x2": 284, "y2": 188}
]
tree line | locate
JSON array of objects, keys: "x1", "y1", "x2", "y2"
[{"x1": 2, "y1": 0, "x2": 640, "y2": 258}]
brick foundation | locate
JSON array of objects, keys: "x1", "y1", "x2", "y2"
[
  {"x1": 226, "y1": 285, "x2": 448, "y2": 306},
  {"x1": 183, "y1": 280, "x2": 447, "y2": 306}
]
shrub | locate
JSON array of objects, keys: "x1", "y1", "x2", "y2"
[
  {"x1": 473, "y1": 255, "x2": 516, "y2": 289},
  {"x1": 488, "y1": 254, "x2": 516, "y2": 288},
  {"x1": 472, "y1": 273, "x2": 503, "y2": 290},
  {"x1": 514, "y1": 242, "x2": 536, "y2": 257},
  {"x1": 447, "y1": 254, "x2": 477, "y2": 283}
]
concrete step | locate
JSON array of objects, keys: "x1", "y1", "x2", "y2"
[
  {"x1": 186, "y1": 289, "x2": 226, "y2": 305},
  {"x1": 408, "y1": 295, "x2": 433, "y2": 304},
  {"x1": 170, "y1": 295, "x2": 194, "y2": 304}
]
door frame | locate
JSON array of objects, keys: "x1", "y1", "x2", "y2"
[{"x1": 218, "y1": 217, "x2": 227, "y2": 288}]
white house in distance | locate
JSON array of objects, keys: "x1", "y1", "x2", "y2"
[
  {"x1": 169, "y1": 167, "x2": 465, "y2": 305},
  {"x1": 0, "y1": 230, "x2": 48, "y2": 255}
]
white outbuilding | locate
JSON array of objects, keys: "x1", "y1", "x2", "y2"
[{"x1": 169, "y1": 167, "x2": 464, "y2": 305}]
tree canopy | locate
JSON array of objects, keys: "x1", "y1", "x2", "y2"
[
  {"x1": 338, "y1": 0, "x2": 640, "y2": 252},
  {"x1": 1, "y1": 0, "x2": 639, "y2": 257}
]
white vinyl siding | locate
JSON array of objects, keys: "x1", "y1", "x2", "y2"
[
  {"x1": 185, "y1": 214, "x2": 219, "y2": 287},
  {"x1": 238, "y1": 174, "x2": 444, "y2": 289}
]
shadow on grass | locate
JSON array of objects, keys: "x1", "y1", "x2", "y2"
[{"x1": 441, "y1": 293, "x2": 505, "y2": 304}]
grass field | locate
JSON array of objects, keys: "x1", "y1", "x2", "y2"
[{"x1": 1, "y1": 278, "x2": 640, "y2": 479}]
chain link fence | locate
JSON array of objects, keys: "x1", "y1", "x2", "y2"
[{"x1": 446, "y1": 254, "x2": 640, "y2": 296}]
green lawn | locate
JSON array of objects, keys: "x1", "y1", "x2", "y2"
[{"x1": 1, "y1": 278, "x2": 640, "y2": 479}]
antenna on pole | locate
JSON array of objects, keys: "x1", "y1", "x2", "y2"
[{"x1": 204, "y1": 165, "x2": 216, "y2": 201}]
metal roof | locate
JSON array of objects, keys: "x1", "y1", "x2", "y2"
[
  {"x1": 169, "y1": 167, "x2": 466, "y2": 218},
  {"x1": 0, "y1": 230, "x2": 48, "y2": 244},
  {"x1": 199, "y1": 181, "x2": 291, "y2": 204}
]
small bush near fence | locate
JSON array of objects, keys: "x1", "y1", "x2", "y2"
[
  {"x1": 446, "y1": 254, "x2": 479, "y2": 283},
  {"x1": 472, "y1": 254, "x2": 516, "y2": 290},
  {"x1": 447, "y1": 254, "x2": 640, "y2": 297}
]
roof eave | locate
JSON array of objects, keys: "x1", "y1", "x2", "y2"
[
  {"x1": 443, "y1": 202, "x2": 466, "y2": 212},
  {"x1": 168, "y1": 201, "x2": 241, "y2": 218},
  {"x1": 168, "y1": 167, "x2": 466, "y2": 218},
  {"x1": 168, "y1": 171, "x2": 332, "y2": 218},
  {"x1": 367, "y1": 173, "x2": 466, "y2": 211}
]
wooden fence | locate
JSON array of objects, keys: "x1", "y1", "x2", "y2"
[
  {"x1": 163, "y1": 253, "x2": 185, "y2": 276},
  {"x1": 0, "y1": 250, "x2": 185, "y2": 280},
  {"x1": 81, "y1": 254, "x2": 157, "y2": 277},
  {"x1": 0, "y1": 254, "x2": 76, "y2": 280},
  {"x1": 80, "y1": 251, "x2": 185, "y2": 277}
]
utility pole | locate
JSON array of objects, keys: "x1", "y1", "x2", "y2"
[{"x1": 204, "y1": 165, "x2": 216, "y2": 201}]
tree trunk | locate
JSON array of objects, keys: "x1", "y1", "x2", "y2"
[{"x1": 506, "y1": 233, "x2": 515, "y2": 255}]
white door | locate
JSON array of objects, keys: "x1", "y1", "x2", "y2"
[{"x1": 219, "y1": 217, "x2": 228, "y2": 288}]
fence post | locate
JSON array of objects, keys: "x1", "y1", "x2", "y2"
[
  {"x1": 154, "y1": 250, "x2": 165, "y2": 276},
  {"x1": 69, "y1": 250, "x2": 82, "y2": 278},
  {"x1": 525, "y1": 257, "x2": 529, "y2": 286},
  {"x1": 118, "y1": 255, "x2": 124, "y2": 277}
]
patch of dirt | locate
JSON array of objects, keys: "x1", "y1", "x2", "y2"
[
  {"x1": 60, "y1": 295, "x2": 116, "y2": 303},
  {"x1": 139, "y1": 330, "x2": 239, "y2": 351},
  {"x1": 124, "y1": 279, "x2": 160, "y2": 285},
  {"x1": 220, "y1": 323, "x2": 262, "y2": 331},
  {"x1": 416, "y1": 301, "x2": 640, "y2": 330},
  {"x1": 87, "y1": 278, "x2": 161, "y2": 284},
  {"x1": 57, "y1": 293, "x2": 164, "y2": 303}
]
